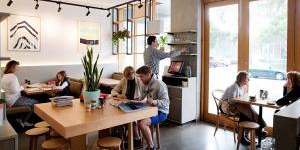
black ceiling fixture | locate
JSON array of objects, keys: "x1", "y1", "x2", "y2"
[
  {"x1": 7, "y1": 0, "x2": 13, "y2": 7},
  {"x1": 35, "y1": 0, "x2": 39, "y2": 10},
  {"x1": 138, "y1": 0, "x2": 143, "y2": 8},
  {"x1": 57, "y1": 2, "x2": 61, "y2": 12},
  {"x1": 86, "y1": 7, "x2": 91, "y2": 16},
  {"x1": 106, "y1": 10, "x2": 111, "y2": 18}
]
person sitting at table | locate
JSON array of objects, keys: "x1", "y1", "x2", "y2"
[
  {"x1": 1, "y1": 60, "x2": 38, "y2": 127},
  {"x1": 221, "y1": 71, "x2": 266, "y2": 145},
  {"x1": 110, "y1": 66, "x2": 143, "y2": 147},
  {"x1": 136, "y1": 66, "x2": 169, "y2": 150},
  {"x1": 53, "y1": 70, "x2": 71, "y2": 96},
  {"x1": 111, "y1": 66, "x2": 141, "y2": 100},
  {"x1": 276, "y1": 71, "x2": 300, "y2": 106}
]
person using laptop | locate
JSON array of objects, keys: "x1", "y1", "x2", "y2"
[
  {"x1": 111, "y1": 66, "x2": 142, "y2": 147},
  {"x1": 144, "y1": 36, "x2": 186, "y2": 77},
  {"x1": 135, "y1": 66, "x2": 169, "y2": 150},
  {"x1": 111, "y1": 66, "x2": 141, "y2": 100}
]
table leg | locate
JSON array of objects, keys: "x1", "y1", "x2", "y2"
[
  {"x1": 70, "y1": 134, "x2": 87, "y2": 150},
  {"x1": 127, "y1": 122, "x2": 133, "y2": 150},
  {"x1": 258, "y1": 106, "x2": 263, "y2": 147}
]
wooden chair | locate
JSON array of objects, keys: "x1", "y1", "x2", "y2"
[
  {"x1": 237, "y1": 121, "x2": 259, "y2": 150},
  {"x1": 34, "y1": 121, "x2": 50, "y2": 128},
  {"x1": 25, "y1": 127, "x2": 50, "y2": 150},
  {"x1": 41, "y1": 138, "x2": 69, "y2": 150},
  {"x1": 151, "y1": 124, "x2": 161, "y2": 149},
  {"x1": 97, "y1": 136, "x2": 122, "y2": 150},
  {"x1": 212, "y1": 89, "x2": 239, "y2": 142}
]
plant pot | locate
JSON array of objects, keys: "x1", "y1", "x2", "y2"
[{"x1": 83, "y1": 90, "x2": 100, "y2": 105}]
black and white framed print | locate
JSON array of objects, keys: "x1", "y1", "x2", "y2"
[{"x1": 7, "y1": 15, "x2": 41, "y2": 52}]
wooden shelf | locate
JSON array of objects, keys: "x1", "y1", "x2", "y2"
[
  {"x1": 166, "y1": 30, "x2": 197, "y2": 34},
  {"x1": 167, "y1": 42, "x2": 197, "y2": 45}
]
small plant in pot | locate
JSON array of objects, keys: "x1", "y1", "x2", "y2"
[
  {"x1": 112, "y1": 30, "x2": 130, "y2": 46},
  {"x1": 158, "y1": 35, "x2": 168, "y2": 51},
  {"x1": 82, "y1": 47, "x2": 103, "y2": 105}
]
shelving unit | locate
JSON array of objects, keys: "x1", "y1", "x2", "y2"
[{"x1": 162, "y1": 31, "x2": 198, "y2": 124}]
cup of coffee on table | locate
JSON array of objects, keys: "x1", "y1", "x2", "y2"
[{"x1": 249, "y1": 96, "x2": 256, "y2": 102}]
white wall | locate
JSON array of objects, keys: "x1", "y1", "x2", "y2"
[{"x1": 0, "y1": 0, "x2": 117, "y2": 66}]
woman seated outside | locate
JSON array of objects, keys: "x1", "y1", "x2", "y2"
[
  {"x1": 110, "y1": 66, "x2": 142, "y2": 147},
  {"x1": 1, "y1": 60, "x2": 38, "y2": 127},
  {"x1": 221, "y1": 71, "x2": 266, "y2": 145},
  {"x1": 276, "y1": 71, "x2": 300, "y2": 106}
]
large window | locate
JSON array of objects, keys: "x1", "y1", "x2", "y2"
[
  {"x1": 249, "y1": 0, "x2": 287, "y2": 126},
  {"x1": 203, "y1": 0, "x2": 289, "y2": 127},
  {"x1": 208, "y1": 4, "x2": 238, "y2": 114}
]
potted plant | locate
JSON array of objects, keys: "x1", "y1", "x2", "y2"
[
  {"x1": 81, "y1": 47, "x2": 103, "y2": 104},
  {"x1": 158, "y1": 35, "x2": 168, "y2": 50},
  {"x1": 112, "y1": 30, "x2": 130, "y2": 46}
]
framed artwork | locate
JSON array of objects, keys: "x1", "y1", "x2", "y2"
[
  {"x1": 7, "y1": 15, "x2": 41, "y2": 52},
  {"x1": 78, "y1": 21, "x2": 101, "y2": 52}
]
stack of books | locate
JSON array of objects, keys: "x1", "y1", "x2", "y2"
[{"x1": 50, "y1": 96, "x2": 74, "y2": 107}]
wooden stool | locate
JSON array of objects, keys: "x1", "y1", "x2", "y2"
[
  {"x1": 151, "y1": 124, "x2": 161, "y2": 149},
  {"x1": 25, "y1": 127, "x2": 50, "y2": 150},
  {"x1": 42, "y1": 138, "x2": 69, "y2": 150},
  {"x1": 35, "y1": 121, "x2": 50, "y2": 128},
  {"x1": 237, "y1": 121, "x2": 259, "y2": 150},
  {"x1": 97, "y1": 137, "x2": 122, "y2": 150}
]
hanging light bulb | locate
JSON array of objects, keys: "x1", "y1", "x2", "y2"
[
  {"x1": 57, "y1": 3, "x2": 62, "y2": 12},
  {"x1": 86, "y1": 7, "x2": 91, "y2": 16},
  {"x1": 35, "y1": 0, "x2": 39, "y2": 10},
  {"x1": 138, "y1": 0, "x2": 143, "y2": 8},
  {"x1": 7, "y1": 0, "x2": 13, "y2": 7}
]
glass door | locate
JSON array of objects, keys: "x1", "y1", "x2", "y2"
[{"x1": 205, "y1": 4, "x2": 238, "y2": 118}]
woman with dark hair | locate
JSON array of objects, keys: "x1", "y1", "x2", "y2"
[
  {"x1": 1, "y1": 60, "x2": 38, "y2": 127},
  {"x1": 276, "y1": 71, "x2": 300, "y2": 106},
  {"x1": 53, "y1": 71, "x2": 70, "y2": 96}
]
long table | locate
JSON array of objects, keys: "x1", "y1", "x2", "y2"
[
  {"x1": 34, "y1": 99, "x2": 157, "y2": 150},
  {"x1": 231, "y1": 97, "x2": 280, "y2": 147}
]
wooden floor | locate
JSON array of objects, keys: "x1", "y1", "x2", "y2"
[{"x1": 18, "y1": 121, "x2": 248, "y2": 150}]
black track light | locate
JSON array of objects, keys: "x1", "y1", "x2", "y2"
[
  {"x1": 35, "y1": 0, "x2": 39, "y2": 10},
  {"x1": 57, "y1": 3, "x2": 62, "y2": 12},
  {"x1": 138, "y1": 0, "x2": 143, "y2": 8},
  {"x1": 7, "y1": 0, "x2": 13, "y2": 7},
  {"x1": 86, "y1": 7, "x2": 91, "y2": 16},
  {"x1": 106, "y1": 10, "x2": 111, "y2": 17}
]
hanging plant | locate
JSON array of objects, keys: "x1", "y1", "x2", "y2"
[
  {"x1": 112, "y1": 30, "x2": 130, "y2": 46},
  {"x1": 158, "y1": 35, "x2": 168, "y2": 48}
]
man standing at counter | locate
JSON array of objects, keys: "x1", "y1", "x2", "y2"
[{"x1": 144, "y1": 36, "x2": 186, "y2": 78}]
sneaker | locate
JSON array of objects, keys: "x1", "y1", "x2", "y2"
[{"x1": 147, "y1": 146, "x2": 157, "y2": 150}]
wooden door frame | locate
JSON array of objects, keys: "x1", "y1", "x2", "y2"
[{"x1": 200, "y1": 0, "x2": 298, "y2": 127}]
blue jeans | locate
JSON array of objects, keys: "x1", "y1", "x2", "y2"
[{"x1": 150, "y1": 111, "x2": 167, "y2": 125}]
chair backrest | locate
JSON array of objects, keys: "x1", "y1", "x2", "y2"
[
  {"x1": 212, "y1": 89, "x2": 225, "y2": 115},
  {"x1": 68, "y1": 78, "x2": 84, "y2": 98}
]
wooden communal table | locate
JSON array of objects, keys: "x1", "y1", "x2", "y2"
[
  {"x1": 34, "y1": 99, "x2": 157, "y2": 150},
  {"x1": 231, "y1": 97, "x2": 280, "y2": 147},
  {"x1": 24, "y1": 83, "x2": 54, "y2": 95}
]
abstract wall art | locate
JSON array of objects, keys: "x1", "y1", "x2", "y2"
[
  {"x1": 7, "y1": 15, "x2": 41, "y2": 52},
  {"x1": 78, "y1": 21, "x2": 101, "y2": 52}
]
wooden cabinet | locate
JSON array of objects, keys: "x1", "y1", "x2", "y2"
[{"x1": 167, "y1": 77, "x2": 197, "y2": 124}]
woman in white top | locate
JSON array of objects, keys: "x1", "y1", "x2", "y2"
[
  {"x1": 1, "y1": 60, "x2": 38, "y2": 127},
  {"x1": 54, "y1": 71, "x2": 70, "y2": 96},
  {"x1": 221, "y1": 71, "x2": 266, "y2": 144}
]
